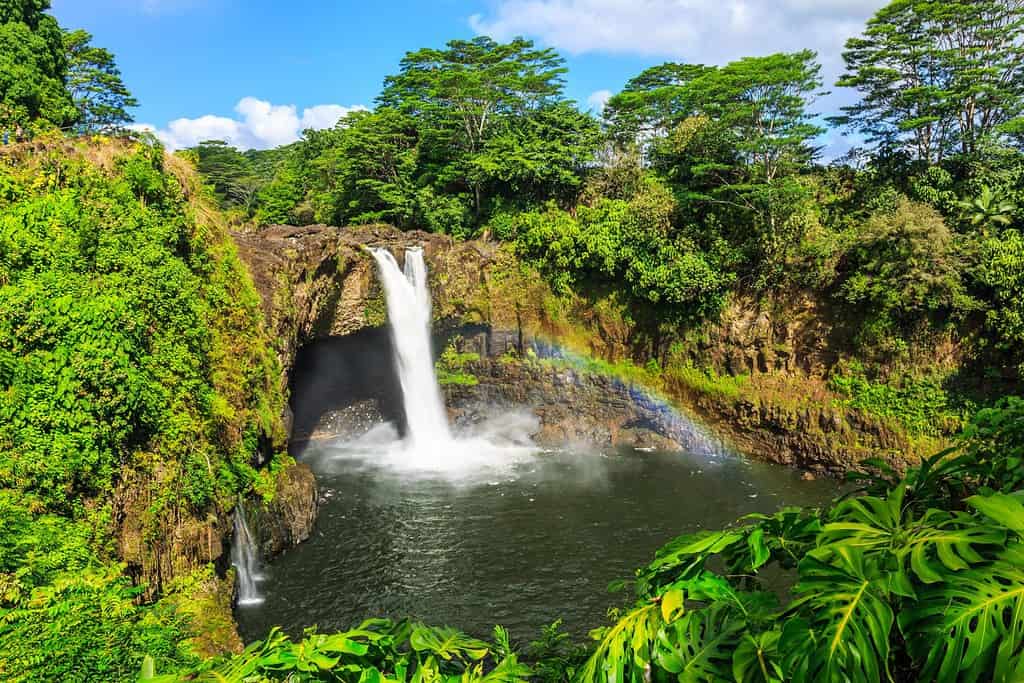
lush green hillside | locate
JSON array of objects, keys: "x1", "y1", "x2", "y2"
[{"x1": 0, "y1": 136, "x2": 288, "y2": 681}]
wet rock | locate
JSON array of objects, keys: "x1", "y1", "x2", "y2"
[
  {"x1": 250, "y1": 462, "x2": 318, "y2": 559},
  {"x1": 232, "y1": 224, "x2": 552, "y2": 438},
  {"x1": 443, "y1": 359, "x2": 725, "y2": 454}
]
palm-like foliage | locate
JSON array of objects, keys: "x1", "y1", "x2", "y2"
[
  {"x1": 957, "y1": 186, "x2": 1018, "y2": 234},
  {"x1": 576, "y1": 418, "x2": 1024, "y2": 683}
]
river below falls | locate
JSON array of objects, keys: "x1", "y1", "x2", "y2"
[{"x1": 235, "y1": 442, "x2": 837, "y2": 643}]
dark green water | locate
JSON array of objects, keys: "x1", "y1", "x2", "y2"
[{"x1": 236, "y1": 442, "x2": 836, "y2": 643}]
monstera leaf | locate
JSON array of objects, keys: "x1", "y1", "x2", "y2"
[
  {"x1": 638, "y1": 529, "x2": 745, "y2": 594},
  {"x1": 653, "y1": 603, "x2": 744, "y2": 682},
  {"x1": 576, "y1": 603, "x2": 663, "y2": 683},
  {"x1": 968, "y1": 492, "x2": 1024, "y2": 536},
  {"x1": 900, "y1": 543, "x2": 1024, "y2": 683},
  {"x1": 732, "y1": 507, "x2": 823, "y2": 572},
  {"x1": 638, "y1": 509, "x2": 822, "y2": 596},
  {"x1": 732, "y1": 631, "x2": 785, "y2": 683},
  {"x1": 820, "y1": 484, "x2": 1004, "y2": 588},
  {"x1": 781, "y1": 548, "x2": 894, "y2": 683}
]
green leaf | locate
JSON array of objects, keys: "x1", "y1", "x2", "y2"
[
  {"x1": 139, "y1": 655, "x2": 155, "y2": 680},
  {"x1": 653, "y1": 603, "x2": 742, "y2": 682},
  {"x1": 732, "y1": 631, "x2": 785, "y2": 683},
  {"x1": 747, "y1": 528, "x2": 770, "y2": 570},
  {"x1": 409, "y1": 625, "x2": 490, "y2": 662},
  {"x1": 781, "y1": 548, "x2": 893, "y2": 683},
  {"x1": 900, "y1": 544, "x2": 1024, "y2": 683},
  {"x1": 968, "y1": 493, "x2": 1024, "y2": 535},
  {"x1": 820, "y1": 486, "x2": 1003, "y2": 585},
  {"x1": 575, "y1": 603, "x2": 662, "y2": 683},
  {"x1": 660, "y1": 588, "x2": 685, "y2": 623}
]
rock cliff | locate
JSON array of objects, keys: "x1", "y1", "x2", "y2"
[{"x1": 233, "y1": 223, "x2": 935, "y2": 474}]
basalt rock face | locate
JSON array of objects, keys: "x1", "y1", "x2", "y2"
[
  {"x1": 249, "y1": 462, "x2": 318, "y2": 559},
  {"x1": 667, "y1": 380, "x2": 912, "y2": 475},
  {"x1": 680, "y1": 294, "x2": 843, "y2": 379},
  {"x1": 444, "y1": 360, "x2": 727, "y2": 454},
  {"x1": 232, "y1": 224, "x2": 551, "y2": 406}
]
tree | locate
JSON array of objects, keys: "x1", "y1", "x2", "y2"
[
  {"x1": 63, "y1": 29, "x2": 137, "y2": 133},
  {"x1": 305, "y1": 109, "x2": 420, "y2": 227},
  {"x1": 604, "y1": 62, "x2": 713, "y2": 144},
  {"x1": 0, "y1": 0, "x2": 74, "y2": 131},
  {"x1": 834, "y1": 0, "x2": 1024, "y2": 163},
  {"x1": 664, "y1": 52, "x2": 824, "y2": 283},
  {"x1": 470, "y1": 100, "x2": 602, "y2": 207},
  {"x1": 192, "y1": 140, "x2": 259, "y2": 210},
  {"x1": 688, "y1": 50, "x2": 824, "y2": 184},
  {"x1": 839, "y1": 197, "x2": 966, "y2": 352},
  {"x1": 378, "y1": 36, "x2": 569, "y2": 218}
]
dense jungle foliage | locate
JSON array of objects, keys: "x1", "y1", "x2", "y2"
[
  {"x1": 0, "y1": 138, "x2": 288, "y2": 680},
  {"x1": 2, "y1": 0, "x2": 1024, "y2": 681}
]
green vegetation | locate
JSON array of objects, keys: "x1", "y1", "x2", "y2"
[
  {"x1": 0, "y1": 1, "x2": 135, "y2": 135},
  {"x1": 828, "y1": 361, "x2": 967, "y2": 437},
  {"x1": 435, "y1": 339, "x2": 480, "y2": 387},
  {"x1": 0, "y1": 138, "x2": 287, "y2": 681},
  {"x1": 146, "y1": 621, "x2": 531, "y2": 682},
  {"x1": 2, "y1": 0, "x2": 1024, "y2": 681}
]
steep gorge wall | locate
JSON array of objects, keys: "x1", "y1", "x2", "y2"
[
  {"x1": 232, "y1": 223, "x2": 933, "y2": 473},
  {"x1": 231, "y1": 224, "x2": 552, "y2": 399}
]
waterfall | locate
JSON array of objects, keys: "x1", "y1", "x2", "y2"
[
  {"x1": 232, "y1": 499, "x2": 263, "y2": 606},
  {"x1": 351, "y1": 245, "x2": 536, "y2": 475},
  {"x1": 371, "y1": 248, "x2": 452, "y2": 448}
]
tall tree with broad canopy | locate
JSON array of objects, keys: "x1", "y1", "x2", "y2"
[
  {"x1": 687, "y1": 50, "x2": 824, "y2": 184},
  {"x1": 604, "y1": 62, "x2": 714, "y2": 145},
  {"x1": 666, "y1": 51, "x2": 824, "y2": 285},
  {"x1": 833, "y1": 0, "x2": 1024, "y2": 163},
  {"x1": 378, "y1": 36, "x2": 577, "y2": 218},
  {"x1": 64, "y1": 29, "x2": 138, "y2": 133},
  {"x1": 0, "y1": 0, "x2": 74, "y2": 131}
]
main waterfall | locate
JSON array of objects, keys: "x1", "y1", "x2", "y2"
[
  {"x1": 370, "y1": 248, "x2": 452, "y2": 448},
  {"x1": 361, "y1": 246, "x2": 537, "y2": 474}
]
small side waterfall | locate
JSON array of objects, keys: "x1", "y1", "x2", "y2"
[
  {"x1": 370, "y1": 248, "x2": 452, "y2": 448},
  {"x1": 232, "y1": 499, "x2": 263, "y2": 606}
]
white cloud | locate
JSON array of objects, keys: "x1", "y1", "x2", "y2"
[
  {"x1": 469, "y1": 0, "x2": 890, "y2": 158},
  {"x1": 469, "y1": 0, "x2": 886, "y2": 69},
  {"x1": 587, "y1": 89, "x2": 612, "y2": 114},
  {"x1": 131, "y1": 98, "x2": 368, "y2": 151}
]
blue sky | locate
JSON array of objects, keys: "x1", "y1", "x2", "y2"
[{"x1": 49, "y1": 0, "x2": 888, "y2": 154}]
